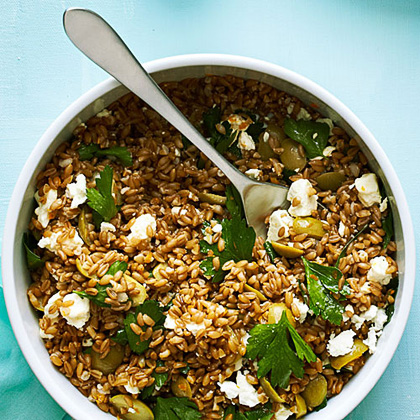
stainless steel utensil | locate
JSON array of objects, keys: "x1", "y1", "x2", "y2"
[{"x1": 63, "y1": 8, "x2": 289, "y2": 238}]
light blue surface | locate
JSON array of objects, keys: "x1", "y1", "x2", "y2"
[{"x1": 1, "y1": 1, "x2": 419, "y2": 419}]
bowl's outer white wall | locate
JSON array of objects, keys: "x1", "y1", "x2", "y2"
[{"x1": 2, "y1": 54, "x2": 415, "y2": 420}]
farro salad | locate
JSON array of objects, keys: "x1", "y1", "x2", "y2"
[{"x1": 25, "y1": 75, "x2": 397, "y2": 420}]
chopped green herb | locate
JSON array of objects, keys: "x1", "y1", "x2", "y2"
[
  {"x1": 124, "y1": 300, "x2": 166, "y2": 355},
  {"x1": 142, "y1": 360, "x2": 168, "y2": 399},
  {"x1": 78, "y1": 144, "x2": 133, "y2": 166},
  {"x1": 282, "y1": 168, "x2": 296, "y2": 185},
  {"x1": 200, "y1": 216, "x2": 256, "y2": 283},
  {"x1": 264, "y1": 241, "x2": 276, "y2": 263},
  {"x1": 75, "y1": 284, "x2": 112, "y2": 308},
  {"x1": 223, "y1": 403, "x2": 273, "y2": 420},
  {"x1": 111, "y1": 329, "x2": 128, "y2": 345},
  {"x1": 86, "y1": 165, "x2": 118, "y2": 223},
  {"x1": 179, "y1": 365, "x2": 190, "y2": 375},
  {"x1": 23, "y1": 233, "x2": 44, "y2": 270},
  {"x1": 382, "y1": 212, "x2": 394, "y2": 249},
  {"x1": 106, "y1": 261, "x2": 128, "y2": 276},
  {"x1": 153, "y1": 397, "x2": 201, "y2": 420},
  {"x1": 284, "y1": 119, "x2": 330, "y2": 158},
  {"x1": 246, "y1": 310, "x2": 316, "y2": 389},
  {"x1": 301, "y1": 257, "x2": 346, "y2": 325},
  {"x1": 335, "y1": 223, "x2": 369, "y2": 267},
  {"x1": 181, "y1": 135, "x2": 193, "y2": 150},
  {"x1": 225, "y1": 184, "x2": 244, "y2": 219}
]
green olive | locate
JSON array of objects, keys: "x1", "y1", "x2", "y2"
[
  {"x1": 280, "y1": 138, "x2": 307, "y2": 171},
  {"x1": 257, "y1": 133, "x2": 276, "y2": 161},
  {"x1": 295, "y1": 394, "x2": 307, "y2": 419},
  {"x1": 266, "y1": 123, "x2": 287, "y2": 144},
  {"x1": 316, "y1": 172, "x2": 346, "y2": 191},
  {"x1": 76, "y1": 258, "x2": 95, "y2": 279},
  {"x1": 197, "y1": 192, "x2": 227, "y2": 205},
  {"x1": 301, "y1": 375, "x2": 328, "y2": 408},
  {"x1": 171, "y1": 376, "x2": 192, "y2": 399},
  {"x1": 78, "y1": 207, "x2": 91, "y2": 246},
  {"x1": 331, "y1": 339, "x2": 368, "y2": 370},
  {"x1": 293, "y1": 217, "x2": 326, "y2": 239},
  {"x1": 244, "y1": 284, "x2": 267, "y2": 301},
  {"x1": 110, "y1": 395, "x2": 154, "y2": 420},
  {"x1": 124, "y1": 274, "x2": 147, "y2": 306},
  {"x1": 271, "y1": 242, "x2": 304, "y2": 258},
  {"x1": 260, "y1": 377, "x2": 285, "y2": 403},
  {"x1": 152, "y1": 263, "x2": 168, "y2": 280},
  {"x1": 268, "y1": 303, "x2": 296, "y2": 327},
  {"x1": 91, "y1": 344, "x2": 125, "y2": 375}
]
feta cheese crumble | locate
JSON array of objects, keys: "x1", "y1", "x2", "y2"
[
  {"x1": 127, "y1": 214, "x2": 157, "y2": 245},
  {"x1": 354, "y1": 173, "x2": 381, "y2": 207},
  {"x1": 124, "y1": 383, "x2": 140, "y2": 394},
  {"x1": 34, "y1": 189, "x2": 57, "y2": 228},
  {"x1": 100, "y1": 222, "x2": 116, "y2": 232},
  {"x1": 163, "y1": 314, "x2": 177, "y2": 330},
  {"x1": 296, "y1": 107, "x2": 311, "y2": 121},
  {"x1": 379, "y1": 197, "x2": 388, "y2": 212},
  {"x1": 327, "y1": 330, "x2": 356, "y2": 357},
  {"x1": 38, "y1": 227, "x2": 84, "y2": 257},
  {"x1": 267, "y1": 209, "x2": 294, "y2": 242},
  {"x1": 293, "y1": 297, "x2": 309, "y2": 323},
  {"x1": 245, "y1": 168, "x2": 263, "y2": 180},
  {"x1": 218, "y1": 372, "x2": 260, "y2": 407},
  {"x1": 96, "y1": 109, "x2": 112, "y2": 118},
  {"x1": 39, "y1": 292, "x2": 62, "y2": 339},
  {"x1": 274, "y1": 405, "x2": 293, "y2": 420},
  {"x1": 60, "y1": 293, "x2": 90, "y2": 329},
  {"x1": 367, "y1": 256, "x2": 392, "y2": 285},
  {"x1": 287, "y1": 179, "x2": 318, "y2": 217},
  {"x1": 238, "y1": 132, "x2": 256, "y2": 151},
  {"x1": 342, "y1": 304, "x2": 354, "y2": 322},
  {"x1": 322, "y1": 146, "x2": 336, "y2": 157},
  {"x1": 185, "y1": 321, "x2": 206, "y2": 336},
  {"x1": 363, "y1": 328, "x2": 378, "y2": 354},
  {"x1": 66, "y1": 174, "x2": 87, "y2": 209}
]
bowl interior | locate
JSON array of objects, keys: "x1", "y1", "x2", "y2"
[{"x1": 4, "y1": 59, "x2": 411, "y2": 420}]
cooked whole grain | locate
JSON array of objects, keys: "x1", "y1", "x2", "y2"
[{"x1": 27, "y1": 75, "x2": 397, "y2": 419}]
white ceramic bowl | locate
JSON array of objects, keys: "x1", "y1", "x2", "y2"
[{"x1": 2, "y1": 54, "x2": 416, "y2": 420}]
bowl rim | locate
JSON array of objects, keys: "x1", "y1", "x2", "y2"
[{"x1": 2, "y1": 53, "x2": 416, "y2": 420}]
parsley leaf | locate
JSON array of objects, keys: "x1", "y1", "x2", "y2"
[
  {"x1": 111, "y1": 329, "x2": 128, "y2": 345},
  {"x1": 23, "y1": 233, "x2": 44, "y2": 270},
  {"x1": 223, "y1": 404, "x2": 273, "y2": 420},
  {"x1": 284, "y1": 119, "x2": 330, "y2": 158},
  {"x1": 86, "y1": 165, "x2": 118, "y2": 223},
  {"x1": 78, "y1": 144, "x2": 133, "y2": 166},
  {"x1": 246, "y1": 311, "x2": 316, "y2": 389},
  {"x1": 75, "y1": 261, "x2": 128, "y2": 307},
  {"x1": 153, "y1": 397, "x2": 201, "y2": 420},
  {"x1": 301, "y1": 257, "x2": 346, "y2": 325},
  {"x1": 382, "y1": 212, "x2": 394, "y2": 249},
  {"x1": 141, "y1": 360, "x2": 168, "y2": 399},
  {"x1": 124, "y1": 300, "x2": 166, "y2": 355},
  {"x1": 225, "y1": 184, "x2": 244, "y2": 219},
  {"x1": 200, "y1": 216, "x2": 256, "y2": 283}
]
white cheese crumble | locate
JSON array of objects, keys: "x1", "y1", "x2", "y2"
[
  {"x1": 342, "y1": 304, "x2": 354, "y2": 322},
  {"x1": 363, "y1": 328, "x2": 378, "y2": 354},
  {"x1": 59, "y1": 158, "x2": 73, "y2": 168},
  {"x1": 296, "y1": 108, "x2": 311, "y2": 121},
  {"x1": 39, "y1": 293, "x2": 62, "y2": 339},
  {"x1": 127, "y1": 214, "x2": 156, "y2": 245},
  {"x1": 316, "y1": 118, "x2": 334, "y2": 135},
  {"x1": 360, "y1": 281, "x2": 371, "y2": 293},
  {"x1": 100, "y1": 222, "x2": 116, "y2": 232},
  {"x1": 212, "y1": 223, "x2": 223, "y2": 233},
  {"x1": 287, "y1": 179, "x2": 318, "y2": 217},
  {"x1": 234, "y1": 358, "x2": 243, "y2": 371},
  {"x1": 238, "y1": 132, "x2": 256, "y2": 151},
  {"x1": 293, "y1": 298, "x2": 309, "y2": 323},
  {"x1": 185, "y1": 321, "x2": 206, "y2": 336},
  {"x1": 218, "y1": 372, "x2": 260, "y2": 407},
  {"x1": 286, "y1": 103, "x2": 294, "y2": 115},
  {"x1": 267, "y1": 209, "x2": 294, "y2": 242},
  {"x1": 338, "y1": 221, "x2": 346, "y2": 237},
  {"x1": 327, "y1": 330, "x2": 356, "y2": 357},
  {"x1": 60, "y1": 293, "x2": 90, "y2": 329},
  {"x1": 38, "y1": 228, "x2": 84, "y2": 256},
  {"x1": 66, "y1": 174, "x2": 87, "y2": 209},
  {"x1": 379, "y1": 197, "x2": 388, "y2": 212},
  {"x1": 245, "y1": 168, "x2": 262, "y2": 180},
  {"x1": 274, "y1": 405, "x2": 293, "y2": 420},
  {"x1": 124, "y1": 383, "x2": 140, "y2": 394},
  {"x1": 34, "y1": 189, "x2": 57, "y2": 228},
  {"x1": 367, "y1": 256, "x2": 392, "y2": 285},
  {"x1": 354, "y1": 173, "x2": 381, "y2": 207},
  {"x1": 322, "y1": 146, "x2": 336, "y2": 157},
  {"x1": 163, "y1": 314, "x2": 177, "y2": 330}
]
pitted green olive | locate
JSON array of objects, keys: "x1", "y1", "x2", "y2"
[
  {"x1": 91, "y1": 344, "x2": 124, "y2": 375},
  {"x1": 316, "y1": 172, "x2": 346, "y2": 191},
  {"x1": 301, "y1": 375, "x2": 327, "y2": 408},
  {"x1": 293, "y1": 217, "x2": 326, "y2": 239},
  {"x1": 280, "y1": 138, "x2": 307, "y2": 171},
  {"x1": 110, "y1": 395, "x2": 154, "y2": 420}
]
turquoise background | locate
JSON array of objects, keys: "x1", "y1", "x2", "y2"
[{"x1": 1, "y1": 1, "x2": 419, "y2": 419}]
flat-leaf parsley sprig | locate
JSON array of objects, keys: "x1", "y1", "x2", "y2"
[{"x1": 246, "y1": 310, "x2": 316, "y2": 389}]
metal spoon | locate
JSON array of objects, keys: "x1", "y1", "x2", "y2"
[{"x1": 63, "y1": 8, "x2": 289, "y2": 238}]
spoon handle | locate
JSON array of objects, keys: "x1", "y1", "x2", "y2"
[{"x1": 63, "y1": 8, "x2": 248, "y2": 191}]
